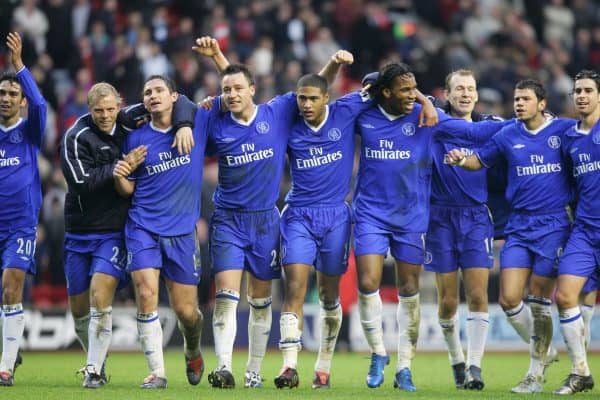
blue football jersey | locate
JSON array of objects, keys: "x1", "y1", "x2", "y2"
[
  {"x1": 477, "y1": 118, "x2": 575, "y2": 213},
  {"x1": 431, "y1": 119, "x2": 513, "y2": 206},
  {"x1": 562, "y1": 120, "x2": 600, "y2": 228},
  {"x1": 124, "y1": 105, "x2": 213, "y2": 235},
  {"x1": 354, "y1": 103, "x2": 449, "y2": 232},
  {"x1": 0, "y1": 67, "x2": 46, "y2": 229},
  {"x1": 285, "y1": 91, "x2": 371, "y2": 206},
  {"x1": 207, "y1": 93, "x2": 298, "y2": 210}
]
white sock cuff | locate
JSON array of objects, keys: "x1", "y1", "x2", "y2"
[
  {"x1": 505, "y1": 301, "x2": 525, "y2": 317},
  {"x1": 216, "y1": 288, "x2": 240, "y2": 302},
  {"x1": 559, "y1": 306, "x2": 582, "y2": 323},
  {"x1": 467, "y1": 312, "x2": 489, "y2": 323},
  {"x1": 248, "y1": 296, "x2": 272, "y2": 309},
  {"x1": 398, "y1": 292, "x2": 420, "y2": 303},
  {"x1": 90, "y1": 307, "x2": 112, "y2": 316},
  {"x1": 137, "y1": 311, "x2": 159, "y2": 323},
  {"x1": 439, "y1": 315, "x2": 457, "y2": 329},
  {"x1": 320, "y1": 299, "x2": 341, "y2": 312},
  {"x1": 359, "y1": 290, "x2": 380, "y2": 299},
  {"x1": 2, "y1": 303, "x2": 23, "y2": 316}
]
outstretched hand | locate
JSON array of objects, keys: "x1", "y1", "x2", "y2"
[
  {"x1": 6, "y1": 32, "x2": 24, "y2": 71},
  {"x1": 192, "y1": 36, "x2": 221, "y2": 58}
]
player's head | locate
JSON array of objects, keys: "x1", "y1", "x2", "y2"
[
  {"x1": 513, "y1": 79, "x2": 546, "y2": 122},
  {"x1": 572, "y1": 70, "x2": 600, "y2": 118},
  {"x1": 445, "y1": 69, "x2": 478, "y2": 119},
  {"x1": 88, "y1": 82, "x2": 121, "y2": 134},
  {"x1": 220, "y1": 63, "x2": 255, "y2": 115},
  {"x1": 296, "y1": 73, "x2": 329, "y2": 125},
  {"x1": 142, "y1": 75, "x2": 177, "y2": 116},
  {"x1": 0, "y1": 72, "x2": 26, "y2": 122},
  {"x1": 372, "y1": 62, "x2": 416, "y2": 115}
]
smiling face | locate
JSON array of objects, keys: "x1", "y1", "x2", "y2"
[
  {"x1": 221, "y1": 71, "x2": 255, "y2": 116},
  {"x1": 573, "y1": 78, "x2": 600, "y2": 118},
  {"x1": 382, "y1": 73, "x2": 417, "y2": 115},
  {"x1": 0, "y1": 79, "x2": 25, "y2": 125},
  {"x1": 297, "y1": 85, "x2": 329, "y2": 126},
  {"x1": 446, "y1": 73, "x2": 478, "y2": 119},
  {"x1": 90, "y1": 94, "x2": 119, "y2": 134},
  {"x1": 142, "y1": 78, "x2": 177, "y2": 115}
]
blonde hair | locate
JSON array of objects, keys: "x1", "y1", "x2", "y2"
[{"x1": 87, "y1": 82, "x2": 122, "y2": 107}]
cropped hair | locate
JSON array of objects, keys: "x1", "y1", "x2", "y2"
[
  {"x1": 297, "y1": 73, "x2": 328, "y2": 93},
  {"x1": 515, "y1": 79, "x2": 546, "y2": 101},
  {"x1": 221, "y1": 63, "x2": 255, "y2": 86},
  {"x1": 88, "y1": 82, "x2": 121, "y2": 107}
]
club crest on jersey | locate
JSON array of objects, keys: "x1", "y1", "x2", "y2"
[
  {"x1": 402, "y1": 123, "x2": 416, "y2": 136},
  {"x1": 547, "y1": 135, "x2": 561, "y2": 149},
  {"x1": 256, "y1": 121, "x2": 270, "y2": 134},
  {"x1": 328, "y1": 128, "x2": 341, "y2": 141},
  {"x1": 9, "y1": 130, "x2": 23, "y2": 144},
  {"x1": 593, "y1": 130, "x2": 600, "y2": 144}
]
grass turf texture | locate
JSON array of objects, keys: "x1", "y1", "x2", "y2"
[{"x1": 3, "y1": 351, "x2": 599, "y2": 399}]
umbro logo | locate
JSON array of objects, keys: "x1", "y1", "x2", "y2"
[
  {"x1": 220, "y1": 137, "x2": 235, "y2": 143},
  {"x1": 513, "y1": 144, "x2": 525, "y2": 149},
  {"x1": 361, "y1": 124, "x2": 375, "y2": 129}
]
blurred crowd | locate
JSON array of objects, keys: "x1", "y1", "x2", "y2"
[{"x1": 1, "y1": 0, "x2": 599, "y2": 307}]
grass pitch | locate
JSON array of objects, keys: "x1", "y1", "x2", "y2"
[{"x1": 4, "y1": 350, "x2": 599, "y2": 399}]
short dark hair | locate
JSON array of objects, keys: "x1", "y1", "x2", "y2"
[
  {"x1": 0, "y1": 72, "x2": 22, "y2": 95},
  {"x1": 574, "y1": 69, "x2": 600, "y2": 91},
  {"x1": 143, "y1": 75, "x2": 176, "y2": 94},
  {"x1": 297, "y1": 73, "x2": 328, "y2": 93},
  {"x1": 221, "y1": 63, "x2": 255, "y2": 86},
  {"x1": 370, "y1": 62, "x2": 413, "y2": 102},
  {"x1": 515, "y1": 79, "x2": 546, "y2": 101}
]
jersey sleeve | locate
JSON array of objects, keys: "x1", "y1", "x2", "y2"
[
  {"x1": 267, "y1": 92, "x2": 298, "y2": 124},
  {"x1": 476, "y1": 130, "x2": 507, "y2": 168},
  {"x1": 172, "y1": 94, "x2": 197, "y2": 130},
  {"x1": 60, "y1": 120, "x2": 115, "y2": 194},
  {"x1": 17, "y1": 66, "x2": 47, "y2": 147}
]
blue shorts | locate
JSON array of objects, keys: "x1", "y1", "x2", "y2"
[
  {"x1": 125, "y1": 220, "x2": 200, "y2": 285},
  {"x1": 558, "y1": 223, "x2": 600, "y2": 281},
  {"x1": 210, "y1": 207, "x2": 281, "y2": 280},
  {"x1": 0, "y1": 226, "x2": 36, "y2": 274},
  {"x1": 582, "y1": 270, "x2": 600, "y2": 294},
  {"x1": 424, "y1": 204, "x2": 494, "y2": 273},
  {"x1": 354, "y1": 221, "x2": 425, "y2": 265},
  {"x1": 500, "y1": 211, "x2": 571, "y2": 278},
  {"x1": 64, "y1": 233, "x2": 129, "y2": 296},
  {"x1": 281, "y1": 204, "x2": 351, "y2": 276}
]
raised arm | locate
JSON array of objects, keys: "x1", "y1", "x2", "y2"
[
  {"x1": 318, "y1": 50, "x2": 354, "y2": 86},
  {"x1": 192, "y1": 36, "x2": 230, "y2": 73},
  {"x1": 7, "y1": 32, "x2": 46, "y2": 146}
]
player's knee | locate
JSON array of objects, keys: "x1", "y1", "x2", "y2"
[
  {"x1": 498, "y1": 295, "x2": 520, "y2": 311},
  {"x1": 286, "y1": 280, "x2": 308, "y2": 303},
  {"x1": 2, "y1": 283, "x2": 23, "y2": 304},
  {"x1": 397, "y1": 281, "x2": 419, "y2": 297},
  {"x1": 358, "y1": 274, "x2": 379, "y2": 293},
  {"x1": 172, "y1": 301, "x2": 196, "y2": 323},
  {"x1": 317, "y1": 287, "x2": 339, "y2": 306},
  {"x1": 467, "y1": 290, "x2": 488, "y2": 311},
  {"x1": 439, "y1": 295, "x2": 458, "y2": 316},
  {"x1": 555, "y1": 288, "x2": 577, "y2": 310},
  {"x1": 135, "y1": 284, "x2": 157, "y2": 307}
]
